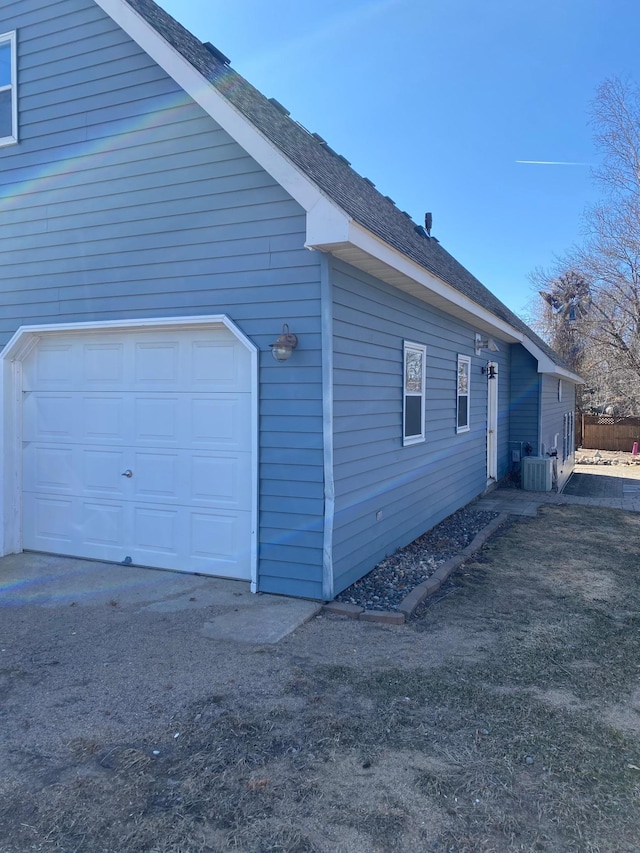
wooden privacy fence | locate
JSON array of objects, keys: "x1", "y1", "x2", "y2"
[{"x1": 579, "y1": 414, "x2": 640, "y2": 452}]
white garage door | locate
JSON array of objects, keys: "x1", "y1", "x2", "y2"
[{"x1": 21, "y1": 326, "x2": 253, "y2": 579}]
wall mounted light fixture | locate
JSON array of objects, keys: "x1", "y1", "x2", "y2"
[
  {"x1": 475, "y1": 333, "x2": 500, "y2": 356},
  {"x1": 270, "y1": 323, "x2": 298, "y2": 362},
  {"x1": 481, "y1": 363, "x2": 497, "y2": 380}
]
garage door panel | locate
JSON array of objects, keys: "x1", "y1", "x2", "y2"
[
  {"x1": 83, "y1": 343, "x2": 125, "y2": 384},
  {"x1": 134, "y1": 397, "x2": 179, "y2": 444},
  {"x1": 82, "y1": 500, "x2": 127, "y2": 548},
  {"x1": 189, "y1": 509, "x2": 251, "y2": 568},
  {"x1": 83, "y1": 396, "x2": 127, "y2": 443},
  {"x1": 21, "y1": 325, "x2": 253, "y2": 580},
  {"x1": 134, "y1": 341, "x2": 180, "y2": 387},
  {"x1": 191, "y1": 451, "x2": 252, "y2": 509},
  {"x1": 82, "y1": 449, "x2": 127, "y2": 496},
  {"x1": 190, "y1": 340, "x2": 246, "y2": 389},
  {"x1": 132, "y1": 505, "x2": 179, "y2": 556},
  {"x1": 190, "y1": 395, "x2": 251, "y2": 449},
  {"x1": 23, "y1": 494, "x2": 76, "y2": 549},
  {"x1": 23, "y1": 445, "x2": 76, "y2": 493},
  {"x1": 23, "y1": 394, "x2": 76, "y2": 442},
  {"x1": 23, "y1": 344, "x2": 76, "y2": 390},
  {"x1": 132, "y1": 451, "x2": 179, "y2": 500}
]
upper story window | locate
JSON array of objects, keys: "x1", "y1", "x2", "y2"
[
  {"x1": 0, "y1": 31, "x2": 17, "y2": 146},
  {"x1": 456, "y1": 355, "x2": 471, "y2": 432},
  {"x1": 403, "y1": 341, "x2": 426, "y2": 445}
]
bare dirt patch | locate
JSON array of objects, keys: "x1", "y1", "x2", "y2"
[{"x1": 2, "y1": 504, "x2": 640, "y2": 851}]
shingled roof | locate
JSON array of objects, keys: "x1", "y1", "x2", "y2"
[{"x1": 124, "y1": 0, "x2": 572, "y2": 372}]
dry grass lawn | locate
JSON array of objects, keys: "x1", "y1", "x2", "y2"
[{"x1": 1, "y1": 504, "x2": 640, "y2": 852}]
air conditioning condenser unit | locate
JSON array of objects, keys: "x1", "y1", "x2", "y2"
[{"x1": 521, "y1": 456, "x2": 553, "y2": 491}]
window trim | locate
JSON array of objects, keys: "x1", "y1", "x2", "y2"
[
  {"x1": 456, "y1": 354, "x2": 471, "y2": 433},
  {"x1": 0, "y1": 30, "x2": 17, "y2": 147},
  {"x1": 562, "y1": 410, "x2": 575, "y2": 462},
  {"x1": 403, "y1": 341, "x2": 426, "y2": 446}
]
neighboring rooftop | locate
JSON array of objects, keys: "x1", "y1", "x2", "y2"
[{"x1": 124, "y1": 0, "x2": 569, "y2": 370}]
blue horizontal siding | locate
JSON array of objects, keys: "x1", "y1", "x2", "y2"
[
  {"x1": 258, "y1": 574, "x2": 322, "y2": 600},
  {"x1": 540, "y1": 375, "x2": 576, "y2": 489},
  {"x1": 509, "y1": 345, "x2": 540, "y2": 454},
  {"x1": 330, "y1": 260, "x2": 511, "y2": 596},
  {"x1": 0, "y1": 0, "x2": 325, "y2": 598}
]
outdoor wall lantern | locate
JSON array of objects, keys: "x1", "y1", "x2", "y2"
[
  {"x1": 475, "y1": 333, "x2": 500, "y2": 356},
  {"x1": 270, "y1": 323, "x2": 298, "y2": 362},
  {"x1": 481, "y1": 363, "x2": 497, "y2": 380}
]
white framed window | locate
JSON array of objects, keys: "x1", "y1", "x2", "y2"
[
  {"x1": 562, "y1": 411, "x2": 575, "y2": 461},
  {"x1": 558, "y1": 379, "x2": 563, "y2": 402},
  {"x1": 403, "y1": 341, "x2": 426, "y2": 445},
  {"x1": 456, "y1": 355, "x2": 471, "y2": 433},
  {"x1": 0, "y1": 31, "x2": 17, "y2": 146}
]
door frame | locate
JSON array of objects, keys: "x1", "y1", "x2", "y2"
[
  {"x1": 486, "y1": 361, "x2": 498, "y2": 484},
  {"x1": 0, "y1": 315, "x2": 259, "y2": 592}
]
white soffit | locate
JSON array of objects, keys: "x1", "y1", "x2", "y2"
[{"x1": 307, "y1": 214, "x2": 523, "y2": 343}]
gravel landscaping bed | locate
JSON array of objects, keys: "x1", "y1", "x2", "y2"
[
  {"x1": 576, "y1": 448, "x2": 640, "y2": 465},
  {"x1": 335, "y1": 504, "x2": 500, "y2": 611}
]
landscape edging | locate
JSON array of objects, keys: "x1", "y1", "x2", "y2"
[{"x1": 322, "y1": 511, "x2": 510, "y2": 624}]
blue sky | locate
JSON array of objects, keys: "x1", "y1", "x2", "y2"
[{"x1": 159, "y1": 0, "x2": 640, "y2": 320}]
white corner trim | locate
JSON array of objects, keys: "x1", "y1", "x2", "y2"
[
  {"x1": 0, "y1": 315, "x2": 259, "y2": 594},
  {"x1": 92, "y1": 0, "x2": 332, "y2": 216},
  {"x1": 319, "y1": 255, "x2": 335, "y2": 601}
]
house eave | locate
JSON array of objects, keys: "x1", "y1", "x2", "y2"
[
  {"x1": 307, "y1": 220, "x2": 584, "y2": 384},
  {"x1": 524, "y1": 348, "x2": 583, "y2": 384},
  {"x1": 307, "y1": 216, "x2": 523, "y2": 338}
]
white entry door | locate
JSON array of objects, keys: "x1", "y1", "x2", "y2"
[
  {"x1": 21, "y1": 326, "x2": 253, "y2": 579},
  {"x1": 486, "y1": 361, "x2": 498, "y2": 484}
]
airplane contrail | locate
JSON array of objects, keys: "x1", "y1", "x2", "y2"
[{"x1": 515, "y1": 160, "x2": 591, "y2": 166}]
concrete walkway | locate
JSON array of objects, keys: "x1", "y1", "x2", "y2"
[{"x1": 474, "y1": 463, "x2": 640, "y2": 516}]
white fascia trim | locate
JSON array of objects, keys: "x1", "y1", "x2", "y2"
[
  {"x1": 92, "y1": 0, "x2": 335, "y2": 216},
  {"x1": 521, "y1": 345, "x2": 583, "y2": 383},
  {"x1": 0, "y1": 315, "x2": 259, "y2": 594},
  {"x1": 311, "y1": 218, "x2": 584, "y2": 383},
  {"x1": 344, "y1": 221, "x2": 523, "y2": 341}
]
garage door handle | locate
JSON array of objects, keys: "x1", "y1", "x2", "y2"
[{"x1": 121, "y1": 469, "x2": 133, "y2": 478}]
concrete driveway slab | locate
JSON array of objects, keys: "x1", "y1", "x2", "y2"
[{"x1": 0, "y1": 552, "x2": 321, "y2": 643}]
